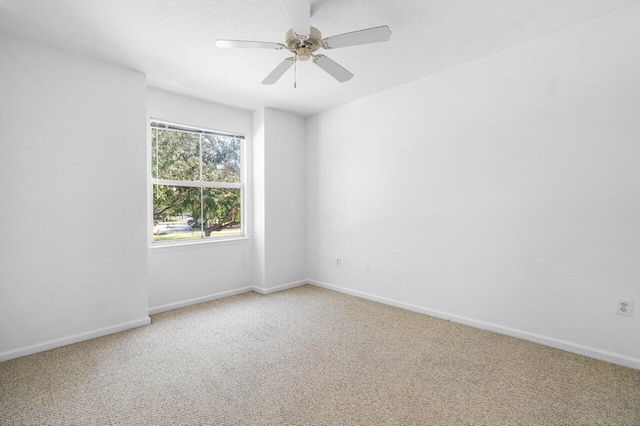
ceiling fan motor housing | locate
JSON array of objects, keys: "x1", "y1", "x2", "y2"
[{"x1": 286, "y1": 26, "x2": 322, "y2": 61}]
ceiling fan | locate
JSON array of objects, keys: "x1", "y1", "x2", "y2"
[{"x1": 214, "y1": 0, "x2": 391, "y2": 86}]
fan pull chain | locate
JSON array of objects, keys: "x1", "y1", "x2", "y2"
[{"x1": 294, "y1": 57, "x2": 297, "y2": 89}]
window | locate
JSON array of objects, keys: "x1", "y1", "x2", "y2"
[{"x1": 150, "y1": 120, "x2": 244, "y2": 244}]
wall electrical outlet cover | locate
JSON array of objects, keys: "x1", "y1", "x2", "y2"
[{"x1": 616, "y1": 299, "x2": 633, "y2": 316}]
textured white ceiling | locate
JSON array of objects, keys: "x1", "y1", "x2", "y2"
[{"x1": 1, "y1": 0, "x2": 639, "y2": 116}]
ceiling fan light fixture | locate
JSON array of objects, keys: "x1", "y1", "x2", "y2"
[{"x1": 297, "y1": 47, "x2": 311, "y2": 61}]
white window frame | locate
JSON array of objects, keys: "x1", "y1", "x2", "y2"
[{"x1": 149, "y1": 119, "x2": 246, "y2": 247}]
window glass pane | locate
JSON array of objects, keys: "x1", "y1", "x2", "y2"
[
  {"x1": 202, "y1": 188, "x2": 242, "y2": 238},
  {"x1": 151, "y1": 128, "x2": 158, "y2": 179},
  {"x1": 153, "y1": 128, "x2": 200, "y2": 181},
  {"x1": 153, "y1": 185, "x2": 202, "y2": 242},
  {"x1": 202, "y1": 135, "x2": 241, "y2": 183}
]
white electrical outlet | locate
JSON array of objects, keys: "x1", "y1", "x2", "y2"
[
  {"x1": 616, "y1": 299, "x2": 633, "y2": 316},
  {"x1": 336, "y1": 258, "x2": 341, "y2": 267},
  {"x1": 364, "y1": 262, "x2": 371, "y2": 272}
]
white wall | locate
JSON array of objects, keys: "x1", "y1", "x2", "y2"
[
  {"x1": 147, "y1": 88, "x2": 254, "y2": 312},
  {"x1": 263, "y1": 108, "x2": 307, "y2": 288},
  {"x1": 253, "y1": 108, "x2": 307, "y2": 291},
  {"x1": 307, "y1": 7, "x2": 640, "y2": 368},
  {"x1": 0, "y1": 34, "x2": 149, "y2": 361},
  {"x1": 252, "y1": 108, "x2": 267, "y2": 289}
]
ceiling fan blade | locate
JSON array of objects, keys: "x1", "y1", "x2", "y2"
[
  {"x1": 322, "y1": 25, "x2": 392, "y2": 50},
  {"x1": 262, "y1": 58, "x2": 296, "y2": 85},
  {"x1": 313, "y1": 55, "x2": 353, "y2": 83},
  {"x1": 215, "y1": 40, "x2": 285, "y2": 50},
  {"x1": 285, "y1": 0, "x2": 311, "y2": 37}
]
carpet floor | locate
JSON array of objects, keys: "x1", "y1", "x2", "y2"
[{"x1": 1, "y1": 285, "x2": 639, "y2": 425}]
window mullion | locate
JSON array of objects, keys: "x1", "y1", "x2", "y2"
[
  {"x1": 152, "y1": 178, "x2": 202, "y2": 188},
  {"x1": 151, "y1": 178, "x2": 241, "y2": 189},
  {"x1": 200, "y1": 181, "x2": 242, "y2": 189}
]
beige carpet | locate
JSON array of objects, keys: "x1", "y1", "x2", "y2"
[{"x1": 1, "y1": 285, "x2": 639, "y2": 425}]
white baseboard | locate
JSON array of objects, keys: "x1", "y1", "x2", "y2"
[
  {"x1": 150, "y1": 281, "x2": 308, "y2": 314},
  {"x1": 253, "y1": 279, "x2": 307, "y2": 295},
  {"x1": 0, "y1": 317, "x2": 151, "y2": 363},
  {"x1": 308, "y1": 279, "x2": 640, "y2": 371},
  {"x1": 149, "y1": 286, "x2": 254, "y2": 315}
]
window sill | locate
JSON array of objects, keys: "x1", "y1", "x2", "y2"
[{"x1": 149, "y1": 236, "x2": 249, "y2": 252}]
